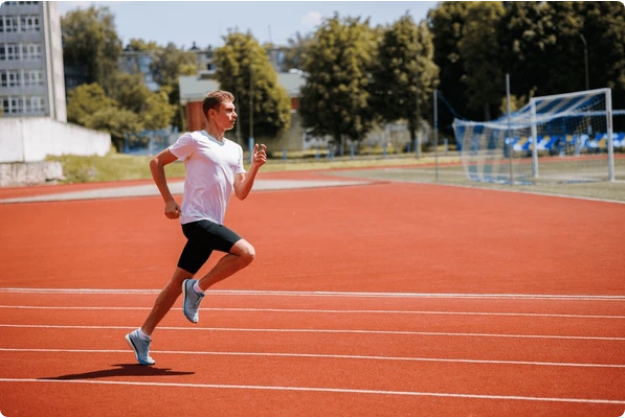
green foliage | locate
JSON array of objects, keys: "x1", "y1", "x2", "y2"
[
  {"x1": 85, "y1": 107, "x2": 144, "y2": 141},
  {"x1": 66, "y1": 78, "x2": 174, "y2": 150},
  {"x1": 430, "y1": 0, "x2": 625, "y2": 124},
  {"x1": 149, "y1": 42, "x2": 198, "y2": 129},
  {"x1": 370, "y1": 15, "x2": 439, "y2": 141},
  {"x1": 141, "y1": 88, "x2": 177, "y2": 131},
  {"x1": 61, "y1": 6, "x2": 123, "y2": 93},
  {"x1": 150, "y1": 42, "x2": 197, "y2": 87},
  {"x1": 298, "y1": 14, "x2": 377, "y2": 143},
  {"x1": 459, "y1": 1, "x2": 506, "y2": 120},
  {"x1": 127, "y1": 38, "x2": 159, "y2": 52},
  {"x1": 214, "y1": 32, "x2": 292, "y2": 141},
  {"x1": 282, "y1": 32, "x2": 313, "y2": 70},
  {"x1": 66, "y1": 83, "x2": 115, "y2": 125},
  {"x1": 428, "y1": 1, "x2": 476, "y2": 128}
]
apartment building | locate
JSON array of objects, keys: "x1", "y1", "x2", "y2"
[{"x1": 0, "y1": 1, "x2": 66, "y2": 121}]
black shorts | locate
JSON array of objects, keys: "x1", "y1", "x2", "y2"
[{"x1": 177, "y1": 220, "x2": 242, "y2": 274}]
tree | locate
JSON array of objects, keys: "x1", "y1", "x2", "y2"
[
  {"x1": 61, "y1": 6, "x2": 123, "y2": 93},
  {"x1": 66, "y1": 83, "x2": 143, "y2": 150},
  {"x1": 428, "y1": 1, "x2": 476, "y2": 129},
  {"x1": 281, "y1": 31, "x2": 313, "y2": 70},
  {"x1": 109, "y1": 73, "x2": 176, "y2": 130},
  {"x1": 150, "y1": 42, "x2": 197, "y2": 129},
  {"x1": 127, "y1": 38, "x2": 159, "y2": 52},
  {"x1": 298, "y1": 14, "x2": 377, "y2": 145},
  {"x1": 214, "y1": 31, "x2": 292, "y2": 142},
  {"x1": 370, "y1": 14, "x2": 439, "y2": 145},
  {"x1": 498, "y1": 2, "x2": 554, "y2": 100},
  {"x1": 66, "y1": 83, "x2": 115, "y2": 125},
  {"x1": 459, "y1": 1, "x2": 506, "y2": 121}
]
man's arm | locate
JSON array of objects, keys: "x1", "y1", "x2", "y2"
[
  {"x1": 150, "y1": 149, "x2": 181, "y2": 219},
  {"x1": 234, "y1": 144, "x2": 267, "y2": 200}
]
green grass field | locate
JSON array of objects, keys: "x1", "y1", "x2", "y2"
[
  {"x1": 337, "y1": 157, "x2": 625, "y2": 202},
  {"x1": 47, "y1": 151, "x2": 625, "y2": 202}
]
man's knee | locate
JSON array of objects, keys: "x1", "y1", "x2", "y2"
[{"x1": 232, "y1": 239, "x2": 255, "y2": 265}]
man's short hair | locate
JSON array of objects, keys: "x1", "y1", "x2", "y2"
[{"x1": 202, "y1": 91, "x2": 235, "y2": 121}]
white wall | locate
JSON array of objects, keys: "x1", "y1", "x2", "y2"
[{"x1": 0, "y1": 118, "x2": 111, "y2": 163}]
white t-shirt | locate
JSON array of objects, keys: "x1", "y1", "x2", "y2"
[{"x1": 169, "y1": 130, "x2": 246, "y2": 225}]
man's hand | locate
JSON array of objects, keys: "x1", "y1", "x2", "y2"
[
  {"x1": 252, "y1": 144, "x2": 267, "y2": 168},
  {"x1": 164, "y1": 200, "x2": 181, "y2": 219}
]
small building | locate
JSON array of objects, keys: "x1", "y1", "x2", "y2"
[{"x1": 179, "y1": 71, "x2": 307, "y2": 151}]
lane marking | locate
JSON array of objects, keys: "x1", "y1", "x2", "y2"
[
  {"x1": 1, "y1": 324, "x2": 623, "y2": 341},
  {"x1": 1, "y1": 288, "x2": 624, "y2": 301},
  {"x1": 1, "y1": 347, "x2": 624, "y2": 369},
  {"x1": 1, "y1": 305, "x2": 623, "y2": 320},
  {"x1": 0, "y1": 378, "x2": 623, "y2": 405}
]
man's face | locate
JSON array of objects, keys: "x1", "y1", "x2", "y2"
[{"x1": 213, "y1": 101, "x2": 237, "y2": 131}]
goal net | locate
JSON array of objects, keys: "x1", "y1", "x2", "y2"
[{"x1": 453, "y1": 88, "x2": 616, "y2": 184}]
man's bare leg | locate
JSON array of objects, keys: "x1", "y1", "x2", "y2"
[
  {"x1": 141, "y1": 267, "x2": 193, "y2": 335},
  {"x1": 196, "y1": 239, "x2": 255, "y2": 291},
  {"x1": 181, "y1": 239, "x2": 255, "y2": 323}
]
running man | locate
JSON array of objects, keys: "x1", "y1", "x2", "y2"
[{"x1": 125, "y1": 90, "x2": 267, "y2": 366}]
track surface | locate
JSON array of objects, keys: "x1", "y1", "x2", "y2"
[{"x1": 0, "y1": 170, "x2": 624, "y2": 416}]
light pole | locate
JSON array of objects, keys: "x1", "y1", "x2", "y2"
[
  {"x1": 580, "y1": 34, "x2": 589, "y2": 91},
  {"x1": 248, "y1": 49, "x2": 254, "y2": 163}
]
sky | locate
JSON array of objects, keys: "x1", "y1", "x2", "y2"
[{"x1": 56, "y1": 1, "x2": 438, "y2": 49}]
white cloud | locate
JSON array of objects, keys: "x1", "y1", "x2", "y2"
[{"x1": 301, "y1": 12, "x2": 322, "y2": 28}]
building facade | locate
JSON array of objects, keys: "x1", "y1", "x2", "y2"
[
  {"x1": 0, "y1": 1, "x2": 66, "y2": 122},
  {"x1": 119, "y1": 45, "x2": 159, "y2": 92}
]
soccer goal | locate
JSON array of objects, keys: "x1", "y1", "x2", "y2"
[{"x1": 453, "y1": 88, "x2": 616, "y2": 184}]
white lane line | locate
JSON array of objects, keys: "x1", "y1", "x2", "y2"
[
  {"x1": 1, "y1": 305, "x2": 623, "y2": 320},
  {"x1": 0, "y1": 378, "x2": 623, "y2": 405},
  {"x1": 1, "y1": 288, "x2": 624, "y2": 301},
  {"x1": 1, "y1": 348, "x2": 624, "y2": 369},
  {"x1": 1, "y1": 324, "x2": 623, "y2": 341}
]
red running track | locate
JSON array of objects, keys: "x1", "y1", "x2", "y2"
[{"x1": 0, "y1": 176, "x2": 624, "y2": 416}]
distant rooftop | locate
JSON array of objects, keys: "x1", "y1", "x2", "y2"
[{"x1": 179, "y1": 72, "x2": 306, "y2": 104}]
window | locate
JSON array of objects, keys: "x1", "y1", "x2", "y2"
[
  {"x1": 4, "y1": 16, "x2": 18, "y2": 33},
  {"x1": 23, "y1": 70, "x2": 43, "y2": 86},
  {"x1": 6, "y1": 44, "x2": 19, "y2": 60},
  {"x1": 20, "y1": 15, "x2": 40, "y2": 32},
  {"x1": 21, "y1": 43, "x2": 42, "y2": 60},
  {"x1": 8, "y1": 71, "x2": 21, "y2": 87},
  {"x1": 10, "y1": 97, "x2": 23, "y2": 113},
  {"x1": 2, "y1": 97, "x2": 9, "y2": 114},
  {"x1": 0, "y1": 72, "x2": 7, "y2": 87},
  {"x1": 23, "y1": 96, "x2": 45, "y2": 113}
]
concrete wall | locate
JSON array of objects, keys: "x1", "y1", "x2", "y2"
[
  {"x1": 0, "y1": 118, "x2": 111, "y2": 163},
  {"x1": 0, "y1": 161, "x2": 64, "y2": 187}
]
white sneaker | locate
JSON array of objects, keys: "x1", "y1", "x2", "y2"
[
  {"x1": 182, "y1": 279, "x2": 205, "y2": 323},
  {"x1": 125, "y1": 329, "x2": 156, "y2": 366}
]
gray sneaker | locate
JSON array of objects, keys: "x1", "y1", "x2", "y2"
[
  {"x1": 182, "y1": 279, "x2": 204, "y2": 323},
  {"x1": 125, "y1": 329, "x2": 156, "y2": 366}
]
